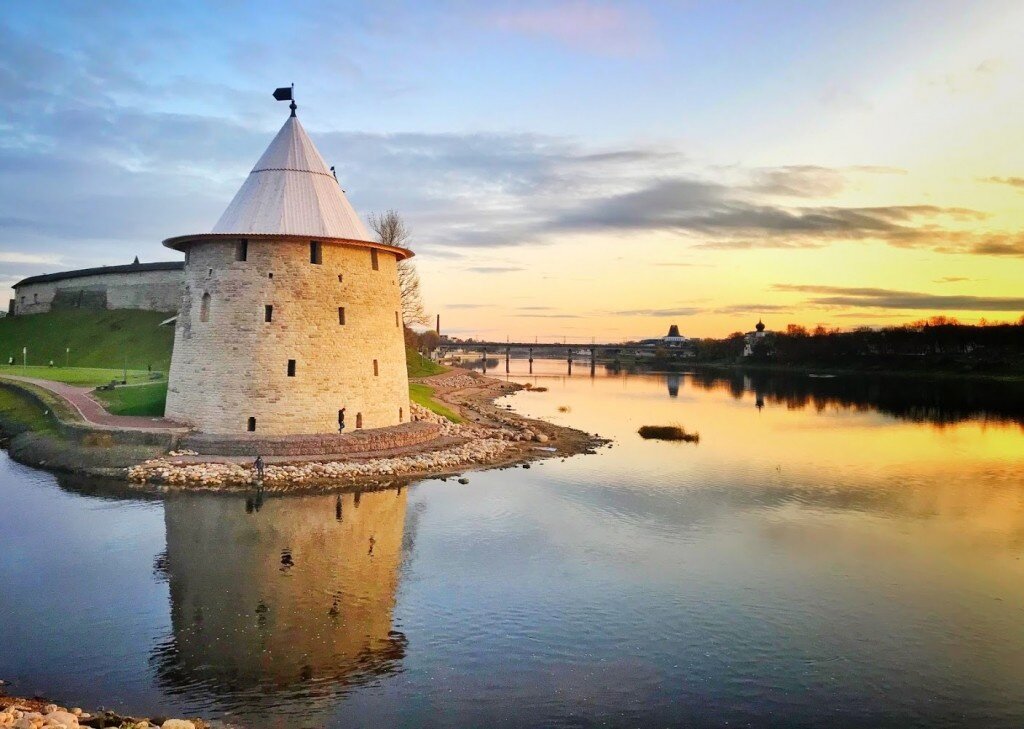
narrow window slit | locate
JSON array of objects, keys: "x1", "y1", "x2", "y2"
[
  {"x1": 265, "y1": 305, "x2": 273, "y2": 323},
  {"x1": 338, "y1": 307, "x2": 346, "y2": 325},
  {"x1": 287, "y1": 359, "x2": 296, "y2": 377},
  {"x1": 247, "y1": 417, "x2": 256, "y2": 432}
]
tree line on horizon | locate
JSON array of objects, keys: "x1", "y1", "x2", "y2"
[{"x1": 697, "y1": 315, "x2": 1024, "y2": 374}]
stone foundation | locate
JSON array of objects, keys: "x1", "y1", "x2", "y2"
[{"x1": 180, "y1": 420, "x2": 442, "y2": 457}]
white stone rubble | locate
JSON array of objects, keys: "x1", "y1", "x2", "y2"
[
  {"x1": 0, "y1": 703, "x2": 203, "y2": 729},
  {"x1": 126, "y1": 405, "x2": 538, "y2": 488}
]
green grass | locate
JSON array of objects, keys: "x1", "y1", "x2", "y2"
[
  {"x1": 0, "y1": 309, "x2": 175, "y2": 372},
  {"x1": 92, "y1": 381, "x2": 169, "y2": 416},
  {"x1": 409, "y1": 383, "x2": 462, "y2": 423},
  {"x1": 0, "y1": 384, "x2": 58, "y2": 435},
  {"x1": 407, "y1": 346, "x2": 448, "y2": 378},
  {"x1": 0, "y1": 365, "x2": 159, "y2": 386}
]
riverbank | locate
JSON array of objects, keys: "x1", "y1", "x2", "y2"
[
  {"x1": 126, "y1": 370, "x2": 603, "y2": 491},
  {"x1": 0, "y1": 379, "x2": 173, "y2": 475},
  {"x1": 0, "y1": 368, "x2": 602, "y2": 490},
  {"x1": 0, "y1": 692, "x2": 215, "y2": 728}
]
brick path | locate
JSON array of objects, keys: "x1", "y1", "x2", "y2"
[{"x1": 0, "y1": 375, "x2": 187, "y2": 431}]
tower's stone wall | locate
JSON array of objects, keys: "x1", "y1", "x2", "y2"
[{"x1": 165, "y1": 238, "x2": 410, "y2": 435}]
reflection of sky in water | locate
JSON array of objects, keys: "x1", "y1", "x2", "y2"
[{"x1": 1, "y1": 364, "x2": 1024, "y2": 727}]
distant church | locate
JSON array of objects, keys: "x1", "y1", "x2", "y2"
[
  {"x1": 640, "y1": 324, "x2": 690, "y2": 348},
  {"x1": 163, "y1": 94, "x2": 412, "y2": 435},
  {"x1": 742, "y1": 319, "x2": 771, "y2": 357}
]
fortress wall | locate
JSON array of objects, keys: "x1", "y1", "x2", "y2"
[
  {"x1": 165, "y1": 238, "x2": 411, "y2": 435},
  {"x1": 12, "y1": 268, "x2": 183, "y2": 316}
]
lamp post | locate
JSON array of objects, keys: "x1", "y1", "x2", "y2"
[
  {"x1": 22, "y1": 346, "x2": 27, "y2": 376},
  {"x1": 66, "y1": 347, "x2": 70, "y2": 369}
]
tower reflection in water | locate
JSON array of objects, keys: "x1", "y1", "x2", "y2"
[{"x1": 153, "y1": 487, "x2": 409, "y2": 716}]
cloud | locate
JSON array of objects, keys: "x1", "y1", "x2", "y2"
[
  {"x1": 773, "y1": 284, "x2": 1024, "y2": 312},
  {"x1": 710, "y1": 303, "x2": 792, "y2": 314},
  {"x1": 464, "y1": 266, "x2": 524, "y2": 274},
  {"x1": 481, "y1": 1, "x2": 653, "y2": 56},
  {"x1": 1, "y1": 6, "x2": 1021, "y2": 298},
  {"x1": 611, "y1": 307, "x2": 704, "y2": 317},
  {"x1": 547, "y1": 178, "x2": 991, "y2": 254},
  {"x1": 981, "y1": 176, "x2": 1024, "y2": 189},
  {"x1": 0, "y1": 251, "x2": 63, "y2": 265},
  {"x1": 746, "y1": 165, "x2": 906, "y2": 198},
  {"x1": 513, "y1": 312, "x2": 585, "y2": 318},
  {"x1": 747, "y1": 166, "x2": 848, "y2": 198},
  {"x1": 933, "y1": 276, "x2": 972, "y2": 283}
]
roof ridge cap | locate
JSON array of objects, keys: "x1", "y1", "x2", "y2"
[{"x1": 250, "y1": 166, "x2": 337, "y2": 178}]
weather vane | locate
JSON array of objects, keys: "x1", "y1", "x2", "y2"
[{"x1": 273, "y1": 83, "x2": 296, "y2": 116}]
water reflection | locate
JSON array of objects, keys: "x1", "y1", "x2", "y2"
[
  {"x1": 528, "y1": 356, "x2": 1024, "y2": 427},
  {"x1": 687, "y1": 369, "x2": 1024, "y2": 427},
  {"x1": 152, "y1": 488, "x2": 408, "y2": 716},
  {"x1": 4, "y1": 361, "x2": 1024, "y2": 727}
]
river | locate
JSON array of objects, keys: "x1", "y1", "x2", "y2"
[{"x1": 2, "y1": 360, "x2": 1024, "y2": 727}]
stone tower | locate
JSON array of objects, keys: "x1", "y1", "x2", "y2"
[{"x1": 164, "y1": 106, "x2": 412, "y2": 435}]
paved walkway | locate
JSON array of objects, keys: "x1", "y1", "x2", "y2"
[{"x1": 0, "y1": 375, "x2": 188, "y2": 432}]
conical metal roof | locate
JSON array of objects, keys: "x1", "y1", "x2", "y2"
[{"x1": 211, "y1": 115, "x2": 373, "y2": 242}]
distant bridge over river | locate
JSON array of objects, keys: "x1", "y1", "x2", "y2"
[{"x1": 437, "y1": 341, "x2": 690, "y2": 375}]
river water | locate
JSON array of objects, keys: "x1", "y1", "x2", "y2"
[{"x1": 2, "y1": 361, "x2": 1024, "y2": 728}]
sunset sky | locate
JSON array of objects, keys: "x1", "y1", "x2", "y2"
[{"x1": 1, "y1": 0, "x2": 1023, "y2": 341}]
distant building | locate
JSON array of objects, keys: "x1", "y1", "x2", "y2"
[
  {"x1": 10, "y1": 258, "x2": 184, "y2": 316},
  {"x1": 641, "y1": 323, "x2": 690, "y2": 348},
  {"x1": 742, "y1": 319, "x2": 773, "y2": 357}
]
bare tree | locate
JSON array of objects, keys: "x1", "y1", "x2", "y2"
[{"x1": 368, "y1": 209, "x2": 429, "y2": 327}]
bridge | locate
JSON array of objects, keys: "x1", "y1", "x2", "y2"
[{"x1": 436, "y1": 340, "x2": 691, "y2": 375}]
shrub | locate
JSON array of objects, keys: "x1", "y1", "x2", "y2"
[{"x1": 638, "y1": 425, "x2": 699, "y2": 442}]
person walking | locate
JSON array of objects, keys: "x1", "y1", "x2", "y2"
[
  {"x1": 253, "y1": 454, "x2": 265, "y2": 480},
  {"x1": 338, "y1": 407, "x2": 346, "y2": 433}
]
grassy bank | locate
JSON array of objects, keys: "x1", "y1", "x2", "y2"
[
  {"x1": 0, "y1": 312, "x2": 451, "y2": 419},
  {"x1": 0, "y1": 385, "x2": 58, "y2": 436},
  {"x1": 0, "y1": 365, "x2": 158, "y2": 386},
  {"x1": 92, "y1": 381, "x2": 168, "y2": 416},
  {"x1": 410, "y1": 383, "x2": 462, "y2": 423},
  {"x1": 407, "y1": 346, "x2": 448, "y2": 378},
  {"x1": 0, "y1": 309, "x2": 175, "y2": 372}
]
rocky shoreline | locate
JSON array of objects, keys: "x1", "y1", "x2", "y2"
[
  {"x1": 0, "y1": 694, "x2": 215, "y2": 729},
  {"x1": 123, "y1": 369, "x2": 602, "y2": 491},
  {"x1": 0, "y1": 368, "x2": 603, "y2": 491}
]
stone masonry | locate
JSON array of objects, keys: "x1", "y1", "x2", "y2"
[
  {"x1": 165, "y1": 238, "x2": 410, "y2": 435},
  {"x1": 11, "y1": 263, "x2": 183, "y2": 316}
]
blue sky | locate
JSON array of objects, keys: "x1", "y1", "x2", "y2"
[{"x1": 2, "y1": 1, "x2": 1023, "y2": 339}]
